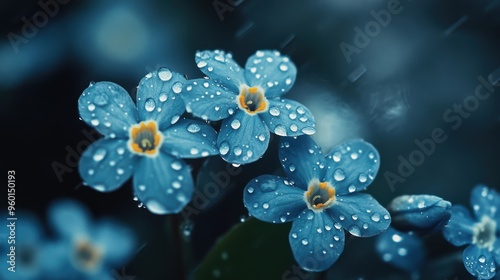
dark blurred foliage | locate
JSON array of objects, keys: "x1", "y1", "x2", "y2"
[{"x1": 2, "y1": 0, "x2": 499, "y2": 279}]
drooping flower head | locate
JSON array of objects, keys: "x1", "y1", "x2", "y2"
[
  {"x1": 78, "y1": 68, "x2": 218, "y2": 214},
  {"x1": 180, "y1": 50, "x2": 316, "y2": 164},
  {"x1": 243, "y1": 136, "x2": 390, "y2": 271},
  {"x1": 443, "y1": 185, "x2": 500, "y2": 279}
]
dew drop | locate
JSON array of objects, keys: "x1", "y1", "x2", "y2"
[
  {"x1": 301, "y1": 239, "x2": 309, "y2": 245},
  {"x1": 371, "y1": 213, "x2": 381, "y2": 222},
  {"x1": 144, "y1": 98, "x2": 156, "y2": 112},
  {"x1": 247, "y1": 187, "x2": 254, "y2": 194},
  {"x1": 231, "y1": 119, "x2": 241, "y2": 129},
  {"x1": 289, "y1": 165, "x2": 296, "y2": 172},
  {"x1": 234, "y1": 147, "x2": 242, "y2": 156},
  {"x1": 348, "y1": 185, "x2": 356, "y2": 193},
  {"x1": 171, "y1": 161, "x2": 182, "y2": 170},
  {"x1": 262, "y1": 203, "x2": 270, "y2": 209},
  {"x1": 93, "y1": 149, "x2": 106, "y2": 162},
  {"x1": 158, "y1": 68, "x2": 173, "y2": 81},
  {"x1": 348, "y1": 225, "x2": 361, "y2": 236},
  {"x1": 301, "y1": 127, "x2": 316, "y2": 135},
  {"x1": 358, "y1": 173, "x2": 368, "y2": 183},
  {"x1": 146, "y1": 200, "x2": 167, "y2": 214},
  {"x1": 88, "y1": 104, "x2": 95, "y2": 111},
  {"x1": 279, "y1": 64, "x2": 289, "y2": 71},
  {"x1": 219, "y1": 142, "x2": 229, "y2": 155},
  {"x1": 90, "y1": 119, "x2": 100, "y2": 126},
  {"x1": 197, "y1": 61, "x2": 207, "y2": 68},
  {"x1": 334, "y1": 169, "x2": 346, "y2": 181},
  {"x1": 159, "y1": 93, "x2": 168, "y2": 102},
  {"x1": 274, "y1": 125, "x2": 287, "y2": 136},
  {"x1": 172, "y1": 82, "x2": 182, "y2": 94},
  {"x1": 269, "y1": 107, "x2": 280, "y2": 116},
  {"x1": 93, "y1": 93, "x2": 109, "y2": 106},
  {"x1": 187, "y1": 123, "x2": 201, "y2": 133}
]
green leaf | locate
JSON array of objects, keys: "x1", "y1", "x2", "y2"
[{"x1": 191, "y1": 218, "x2": 297, "y2": 280}]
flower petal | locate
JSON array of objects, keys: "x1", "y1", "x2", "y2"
[
  {"x1": 161, "y1": 118, "x2": 218, "y2": 159},
  {"x1": 470, "y1": 185, "x2": 500, "y2": 222},
  {"x1": 78, "y1": 139, "x2": 137, "y2": 192},
  {"x1": 93, "y1": 219, "x2": 136, "y2": 266},
  {"x1": 328, "y1": 193, "x2": 391, "y2": 237},
  {"x1": 136, "y1": 68, "x2": 186, "y2": 130},
  {"x1": 462, "y1": 245, "x2": 497, "y2": 279},
  {"x1": 389, "y1": 194, "x2": 452, "y2": 232},
  {"x1": 78, "y1": 81, "x2": 139, "y2": 138},
  {"x1": 289, "y1": 210, "x2": 345, "y2": 272},
  {"x1": 243, "y1": 175, "x2": 306, "y2": 223},
  {"x1": 133, "y1": 153, "x2": 194, "y2": 215},
  {"x1": 323, "y1": 139, "x2": 380, "y2": 195},
  {"x1": 195, "y1": 50, "x2": 246, "y2": 92},
  {"x1": 181, "y1": 78, "x2": 239, "y2": 121},
  {"x1": 375, "y1": 227, "x2": 426, "y2": 272},
  {"x1": 494, "y1": 240, "x2": 500, "y2": 264},
  {"x1": 278, "y1": 135, "x2": 325, "y2": 189},
  {"x1": 442, "y1": 205, "x2": 475, "y2": 246},
  {"x1": 47, "y1": 199, "x2": 90, "y2": 238},
  {"x1": 217, "y1": 111, "x2": 270, "y2": 164},
  {"x1": 260, "y1": 99, "x2": 316, "y2": 137},
  {"x1": 244, "y1": 50, "x2": 297, "y2": 98}
]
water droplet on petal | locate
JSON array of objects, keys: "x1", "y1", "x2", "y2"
[
  {"x1": 269, "y1": 107, "x2": 280, "y2": 116},
  {"x1": 358, "y1": 173, "x2": 367, "y2": 183},
  {"x1": 334, "y1": 169, "x2": 346, "y2": 181},
  {"x1": 289, "y1": 165, "x2": 296, "y2": 172},
  {"x1": 348, "y1": 185, "x2": 356, "y2": 193},
  {"x1": 159, "y1": 93, "x2": 168, "y2": 102},
  {"x1": 301, "y1": 127, "x2": 316, "y2": 135},
  {"x1": 158, "y1": 68, "x2": 173, "y2": 81},
  {"x1": 258, "y1": 134, "x2": 266, "y2": 141},
  {"x1": 187, "y1": 123, "x2": 201, "y2": 133},
  {"x1": 231, "y1": 119, "x2": 241, "y2": 129},
  {"x1": 219, "y1": 142, "x2": 229, "y2": 155},
  {"x1": 280, "y1": 216, "x2": 287, "y2": 222},
  {"x1": 93, "y1": 149, "x2": 106, "y2": 162},
  {"x1": 138, "y1": 185, "x2": 146, "y2": 191},
  {"x1": 171, "y1": 161, "x2": 182, "y2": 170},
  {"x1": 234, "y1": 147, "x2": 242, "y2": 156},
  {"x1": 260, "y1": 180, "x2": 277, "y2": 192},
  {"x1": 247, "y1": 187, "x2": 254, "y2": 194},
  {"x1": 93, "y1": 93, "x2": 109, "y2": 106},
  {"x1": 274, "y1": 125, "x2": 287, "y2": 136},
  {"x1": 145, "y1": 98, "x2": 156, "y2": 112},
  {"x1": 172, "y1": 82, "x2": 182, "y2": 94},
  {"x1": 146, "y1": 200, "x2": 168, "y2": 214},
  {"x1": 279, "y1": 64, "x2": 289, "y2": 71},
  {"x1": 371, "y1": 213, "x2": 381, "y2": 222},
  {"x1": 197, "y1": 61, "x2": 207, "y2": 68},
  {"x1": 262, "y1": 203, "x2": 270, "y2": 209},
  {"x1": 348, "y1": 225, "x2": 361, "y2": 236},
  {"x1": 88, "y1": 104, "x2": 95, "y2": 111},
  {"x1": 91, "y1": 119, "x2": 100, "y2": 126},
  {"x1": 301, "y1": 239, "x2": 309, "y2": 245}
]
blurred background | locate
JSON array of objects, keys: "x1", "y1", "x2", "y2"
[{"x1": 1, "y1": 0, "x2": 500, "y2": 279}]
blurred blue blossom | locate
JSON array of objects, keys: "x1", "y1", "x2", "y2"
[
  {"x1": 375, "y1": 227, "x2": 426, "y2": 272},
  {"x1": 389, "y1": 194, "x2": 452, "y2": 232},
  {"x1": 243, "y1": 136, "x2": 390, "y2": 271},
  {"x1": 46, "y1": 199, "x2": 135, "y2": 280},
  {"x1": 443, "y1": 185, "x2": 500, "y2": 279},
  {"x1": 78, "y1": 69, "x2": 218, "y2": 214},
  {"x1": 181, "y1": 50, "x2": 316, "y2": 164},
  {"x1": 0, "y1": 214, "x2": 56, "y2": 280}
]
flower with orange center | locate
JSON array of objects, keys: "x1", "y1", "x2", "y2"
[
  {"x1": 128, "y1": 121, "x2": 163, "y2": 157},
  {"x1": 237, "y1": 85, "x2": 268, "y2": 115},
  {"x1": 72, "y1": 239, "x2": 103, "y2": 272},
  {"x1": 305, "y1": 180, "x2": 336, "y2": 211}
]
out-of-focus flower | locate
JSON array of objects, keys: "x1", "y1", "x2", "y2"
[
  {"x1": 443, "y1": 185, "x2": 500, "y2": 279},
  {"x1": 243, "y1": 136, "x2": 390, "y2": 271},
  {"x1": 375, "y1": 227, "x2": 426, "y2": 272},
  {"x1": 389, "y1": 194, "x2": 452, "y2": 232},
  {"x1": 47, "y1": 199, "x2": 136, "y2": 280},
  {"x1": 181, "y1": 50, "x2": 316, "y2": 164},
  {"x1": 78, "y1": 69, "x2": 218, "y2": 214}
]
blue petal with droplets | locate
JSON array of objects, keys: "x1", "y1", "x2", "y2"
[
  {"x1": 161, "y1": 119, "x2": 218, "y2": 159},
  {"x1": 323, "y1": 139, "x2": 380, "y2": 195},
  {"x1": 93, "y1": 219, "x2": 136, "y2": 266},
  {"x1": 243, "y1": 175, "x2": 306, "y2": 223},
  {"x1": 48, "y1": 199, "x2": 90, "y2": 238},
  {"x1": 133, "y1": 153, "x2": 194, "y2": 215},
  {"x1": 279, "y1": 135, "x2": 325, "y2": 189},
  {"x1": 195, "y1": 50, "x2": 246, "y2": 92},
  {"x1": 462, "y1": 245, "x2": 497, "y2": 279},
  {"x1": 78, "y1": 139, "x2": 137, "y2": 193},
  {"x1": 260, "y1": 99, "x2": 316, "y2": 137},
  {"x1": 375, "y1": 227, "x2": 426, "y2": 272},
  {"x1": 389, "y1": 194, "x2": 452, "y2": 232},
  {"x1": 470, "y1": 185, "x2": 500, "y2": 222},
  {"x1": 244, "y1": 50, "x2": 297, "y2": 98},
  {"x1": 289, "y1": 209, "x2": 345, "y2": 272},
  {"x1": 328, "y1": 193, "x2": 391, "y2": 237},
  {"x1": 78, "y1": 81, "x2": 139, "y2": 138},
  {"x1": 442, "y1": 205, "x2": 475, "y2": 246},
  {"x1": 181, "y1": 78, "x2": 239, "y2": 121},
  {"x1": 136, "y1": 68, "x2": 186, "y2": 130},
  {"x1": 217, "y1": 111, "x2": 270, "y2": 164}
]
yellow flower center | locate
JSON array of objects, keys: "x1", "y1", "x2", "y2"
[
  {"x1": 237, "y1": 85, "x2": 268, "y2": 115},
  {"x1": 72, "y1": 240, "x2": 102, "y2": 272},
  {"x1": 304, "y1": 180, "x2": 336, "y2": 211},
  {"x1": 128, "y1": 121, "x2": 163, "y2": 157}
]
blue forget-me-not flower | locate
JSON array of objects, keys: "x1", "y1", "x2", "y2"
[
  {"x1": 78, "y1": 68, "x2": 218, "y2": 214},
  {"x1": 46, "y1": 199, "x2": 136, "y2": 280},
  {"x1": 181, "y1": 50, "x2": 316, "y2": 164},
  {"x1": 443, "y1": 185, "x2": 500, "y2": 279},
  {"x1": 243, "y1": 136, "x2": 390, "y2": 271}
]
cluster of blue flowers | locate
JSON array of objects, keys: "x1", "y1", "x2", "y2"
[
  {"x1": 1, "y1": 199, "x2": 135, "y2": 280},
  {"x1": 77, "y1": 50, "x2": 499, "y2": 276}
]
